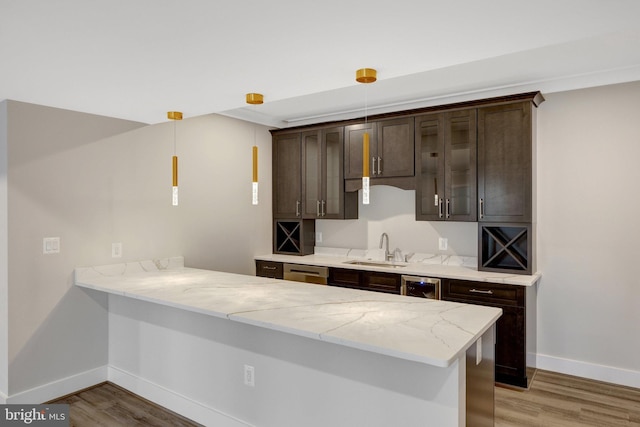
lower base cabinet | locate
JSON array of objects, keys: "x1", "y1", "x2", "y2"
[
  {"x1": 441, "y1": 278, "x2": 529, "y2": 388},
  {"x1": 329, "y1": 268, "x2": 401, "y2": 294},
  {"x1": 255, "y1": 260, "x2": 284, "y2": 279}
]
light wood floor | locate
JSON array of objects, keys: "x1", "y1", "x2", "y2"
[
  {"x1": 50, "y1": 370, "x2": 640, "y2": 426},
  {"x1": 496, "y1": 370, "x2": 640, "y2": 426}
]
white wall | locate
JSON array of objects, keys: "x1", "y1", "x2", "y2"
[
  {"x1": 1, "y1": 101, "x2": 272, "y2": 399},
  {"x1": 535, "y1": 82, "x2": 640, "y2": 386}
]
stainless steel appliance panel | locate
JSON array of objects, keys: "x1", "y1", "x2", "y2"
[
  {"x1": 401, "y1": 275, "x2": 441, "y2": 299},
  {"x1": 283, "y1": 263, "x2": 329, "y2": 285}
]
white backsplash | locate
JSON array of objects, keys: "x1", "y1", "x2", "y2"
[
  {"x1": 315, "y1": 186, "x2": 478, "y2": 257},
  {"x1": 313, "y1": 246, "x2": 478, "y2": 268}
]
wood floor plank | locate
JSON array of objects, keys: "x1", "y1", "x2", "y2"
[{"x1": 496, "y1": 369, "x2": 640, "y2": 427}]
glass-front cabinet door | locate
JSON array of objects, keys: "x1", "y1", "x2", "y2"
[
  {"x1": 445, "y1": 110, "x2": 477, "y2": 221},
  {"x1": 322, "y1": 127, "x2": 343, "y2": 218},
  {"x1": 302, "y1": 130, "x2": 320, "y2": 217},
  {"x1": 415, "y1": 114, "x2": 445, "y2": 220},
  {"x1": 415, "y1": 110, "x2": 476, "y2": 221},
  {"x1": 302, "y1": 126, "x2": 345, "y2": 219}
]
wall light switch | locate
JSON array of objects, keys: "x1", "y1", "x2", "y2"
[
  {"x1": 112, "y1": 242, "x2": 122, "y2": 258},
  {"x1": 315, "y1": 232, "x2": 322, "y2": 243},
  {"x1": 438, "y1": 237, "x2": 448, "y2": 251},
  {"x1": 43, "y1": 237, "x2": 60, "y2": 254}
]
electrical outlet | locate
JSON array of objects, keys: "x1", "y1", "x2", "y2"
[
  {"x1": 43, "y1": 237, "x2": 60, "y2": 254},
  {"x1": 315, "y1": 232, "x2": 322, "y2": 243},
  {"x1": 244, "y1": 365, "x2": 255, "y2": 387},
  {"x1": 112, "y1": 242, "x2": 122, "y2": 258},
  {"x1": 438, "y1": 237, "x2": 448, "y2": 251}
]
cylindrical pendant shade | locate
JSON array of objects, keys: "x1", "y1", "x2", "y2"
[
  {"x1": 167, "y1": 111, "x2": 183, "y2": 120},
  {"x1": 252, "y1": 146, "x2": 258, "y2": 182},
  {"x1": 356, "y1": 68, "x2": 377, "y2": 84},
  {"x1": 172, "y1": 156, "x2": 178, "y2": 186},
  {"x1": 362, "y1": 133, "x2": 370, "y2": 177}
]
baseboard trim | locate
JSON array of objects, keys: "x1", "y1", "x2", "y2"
[
  {"x1": 3, "y1": 366, "x2": 107, "y2": 404},
  {"x1": 535, "y1": 353, "x2": 640, "y2": 389},
  {"x1": 107, "y1": 366, "x2": 252, "y2": 427}
]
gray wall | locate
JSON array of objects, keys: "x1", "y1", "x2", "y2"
[
  {"x1": 534, "y1": 82, "x2": 640, "y2": 383},
  {"x1": 1, "y1": 100, "x2": 272, "y2": 398},
  {"x1": 0, "y1": 101, "x2": 8, "y2": 395}
]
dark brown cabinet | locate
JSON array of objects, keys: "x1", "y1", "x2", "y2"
[
  {"x1": 441, "y1": 278, "x2": 530, "y2": 388},
  {"x1": 415, "y1": 110, "x2": 477, "y2": 221},
  {"x1": 255, "y1": 260, "x2": 284, "y2": 279},
  {"x1": 302, "y1": 127, "x2": 357, "y2": 219},
  {"x1": 273, "y1": 219, "x2": 315, "y2": 255},
  {"x1": 344, "y1": 117, "x2": 414, "y2": 180},
  {"x1": 272, "y1": 131, "x2": 302, "y2": 219},
  {"x1": 273, "y1": 127, "x2": 357, "y2": 221},
  {"x1": 328, "y1": 268, "x2": 401, "y2": 294},
  {"x1": 478, "y1": 101, "x2": 533, "y2": 223}
]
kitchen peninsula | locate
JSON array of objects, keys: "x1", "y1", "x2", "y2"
[{"x1": 75, "y1": 257, "x2": 501, "y2": 427}]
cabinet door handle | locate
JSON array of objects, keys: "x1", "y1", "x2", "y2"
[
  {"x1": 438, "y1": 198, "x2": 444, "y2": 219},
  {"x1": 296, "y1": 200, "x2": 300, "y2": 217},
  {"x1": 371, "y1": 157, "x2": 377, "y2": 176},
  {"x1": 479, "y1": 198, "x2": 484, "y2": 219},
  {"x1": 321, "y1": 200, "x2": 326, "y2": 216},
  {"x1": 470, "y1": 288, "x2": 493, "y2": 295},
  {"x1": 446, "y1": 198, "x2": 451, "y2": 219},
  {"x1": 377, "y1": 156, "x2": 382, "y2": 175},
  {"x1": 316, "y1": 200, "x2": 321, "y2": 216}
]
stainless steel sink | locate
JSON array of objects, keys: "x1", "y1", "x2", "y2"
[{"x1": 343, "y1": 260, "x2": 407, "y2": 268}]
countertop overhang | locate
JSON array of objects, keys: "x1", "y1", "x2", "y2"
[
  {"x1": 256, "y1": 252, "x2": 540, "y2": 287},
  {"x1": 74, "y1": 257, "x2": 502, "y2": 368}
]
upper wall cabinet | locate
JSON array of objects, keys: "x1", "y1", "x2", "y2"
[
  {"x1": 273, "y1": 131, "x2": 302, "y2": 219},
  {"x1": 302, "y1": 127, "x2": 357, "y2": 219},
  {"x1": 415, "y1": 110, "x2": 477, "y2": 222},
  {"x1": 344, "y1": 117, "x2": 414, "y2": 180},
  {"x1": 477, "y1": 101, "x2": 534, "y2": 223},
  {"x1": 273, "y1": 126, "x2": 357, "y2": 220}
]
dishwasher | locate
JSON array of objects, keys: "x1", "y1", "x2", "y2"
[
  {"x1": 401, "y1": 275, "x2": 441, "y2": 299},
  {"x1": 283, "y1": 263, "x2": 329, "y2": 285}
]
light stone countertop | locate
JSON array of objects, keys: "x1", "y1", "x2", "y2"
[
  {"x1": 256, "y1": 247, "x2": 540, "y2": 287},
  {"x1": 74, "y1": 257, "x2": 502, "y2": 368}
]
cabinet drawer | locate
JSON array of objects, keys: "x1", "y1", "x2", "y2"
[
  {"x1": 442, "y1": 279, "x2": 524, "y2": 307},
  {"x1": 255, "y1": 260, "x2": 283, "y2": 279}
]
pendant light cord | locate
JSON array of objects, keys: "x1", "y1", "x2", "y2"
[{"x1": 364, "y1": 84, "x2": 368, "y2": 125}]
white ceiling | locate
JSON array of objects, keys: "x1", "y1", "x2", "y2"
[{"x1": 2, "y1": 0, "x2": 640, "y2": 128}]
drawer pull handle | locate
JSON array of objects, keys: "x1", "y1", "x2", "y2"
[
  {"x1": 262, "y1": 266, "x2": 277, "y2": 270},
  {"x1": 470, "y1": 288, "x2": 493, "y2": 295}
]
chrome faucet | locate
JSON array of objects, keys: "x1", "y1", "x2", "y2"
[{"x1": 379, "y1": 232, "x2": 392, "y2": 261}]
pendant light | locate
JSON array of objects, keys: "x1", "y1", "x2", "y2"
[
  {"x1": 167, "y1": 111, "x2": 182, "y2": 206},
  {"x1": 246, "y1": 93, "x2": 264, "y2": 205},
  {"x1": 356, "y1": 68, "x2": 377, "y2": 205}
]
